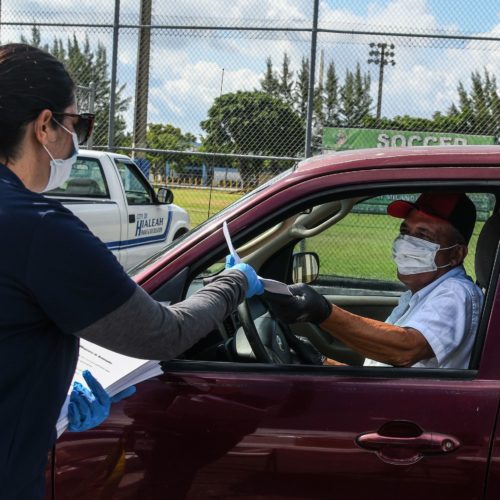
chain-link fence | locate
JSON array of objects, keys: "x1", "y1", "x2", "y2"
[{"x1": 1, "y1": 1, "x2": 499, "y2": 234}]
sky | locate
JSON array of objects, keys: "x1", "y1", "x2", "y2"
[{"x1": 1, "y1": 0, "x2": 499, "y2": 140}]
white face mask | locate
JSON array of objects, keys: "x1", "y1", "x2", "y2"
[
  {"x1": 392, "y1": 234, "x2": 457, "y2": 275},
  {"x1": 42, "y1": 121, "x2": 79, "y2": 193}
]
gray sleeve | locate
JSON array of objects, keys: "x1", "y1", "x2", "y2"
[{"x1": 73, "y1": 269, "x2": 247, "y2": 360}]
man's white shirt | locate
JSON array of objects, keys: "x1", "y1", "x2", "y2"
[{"x1": 364, "y1": 266, "x2": 483, "y2": 369}]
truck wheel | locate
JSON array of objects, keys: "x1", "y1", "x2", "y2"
[{"x1": 173, "y1": 229, "x2": 188, "y2": 240}]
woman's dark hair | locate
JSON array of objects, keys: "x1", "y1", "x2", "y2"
[{"x1": 0, "y1": 43, "x2": 75, "y2": 163}]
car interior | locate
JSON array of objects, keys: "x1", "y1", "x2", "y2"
[{"x1": 150, "y1": 186, "x2": 500, "y2": 373}]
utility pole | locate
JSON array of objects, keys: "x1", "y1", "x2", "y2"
[
  {"x1": 133, "y1": 0, "x2": 152, "y2": 158},
  {"x1": 368, "y1": 42, "x2": 396, "y2": 120}
]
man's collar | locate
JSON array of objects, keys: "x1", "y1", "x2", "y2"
[{"x1": 412, "y1": 266, "x2": 466, "y2": 300}]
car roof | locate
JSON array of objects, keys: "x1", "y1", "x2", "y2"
[
  {"x1": 77, "y1": 149, "x2": 132, "y2": 161},
  {"x1": 293, "y1": 145, "x2": 500, "y2": 178}
]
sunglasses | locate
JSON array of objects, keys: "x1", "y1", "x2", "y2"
[{"x1": 52, "y1": 112, "x2": 95, "y2": 145}]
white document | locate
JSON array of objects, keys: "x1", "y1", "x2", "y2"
[
  {"x1": 222, "y1": 221, "x2": 292, "y2": 296},
  {"x1": 57, "y1": 339, "x2": 162, "y2": 437},
  {"x1": 259, "y1": 278, "x2": 293, "y2": 295},
  {"x1": 222, "y1": 221, "x2": 241, "y2": 264}
]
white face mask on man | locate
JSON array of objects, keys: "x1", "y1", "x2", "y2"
[
  {"x1": 42, "y1": 120, "x2": 79, "y2": 192},
  {"x1": 392, "y1": 234, "x2": 457, "y2": 275}
]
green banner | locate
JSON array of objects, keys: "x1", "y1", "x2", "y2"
[{"x1": 323, "y1": 127, "x2": 495, "y2": 152}]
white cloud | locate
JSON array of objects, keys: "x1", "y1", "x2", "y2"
[
  {"x1": 149, "y1": 61, "x2": 261, "y2": 136},
  {"x1": 320, "y1": 0, "x2": 448, "y2": 32},
  {"x1": 152, "y1": 0, "x2": 308, "y2": 23},
  {"x1": 381, "y1": 21, "x2": 500, "y2": 118}
]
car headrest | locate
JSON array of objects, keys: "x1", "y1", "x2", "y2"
[
  {"x1": 475, "y1": 212, "x2": 500, "y2": 290},
  {"x1": 65, "y1": 178, "x2": 102, "y2": 195}
]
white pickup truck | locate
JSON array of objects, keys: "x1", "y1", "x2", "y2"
[{"x1": 45, "y1": 150, "x2": 190, "y2": 271}]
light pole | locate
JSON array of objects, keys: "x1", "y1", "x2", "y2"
[{"x1": 368, "y1": 42, "x2": 396, "y2": 120}]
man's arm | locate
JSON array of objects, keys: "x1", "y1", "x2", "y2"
[
  {"x1": 265, "y1": 284, "x2": 434, "y2": 367},
  {"x1": 320, "y1": 305, "x2": 434, "y2": 367}
]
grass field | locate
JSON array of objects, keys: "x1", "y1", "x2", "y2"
[
  {"x1": 170, "y1": 187, "x2": 242, "y2": 227},
  {"x1": 171, "y1": 187, "x2": 482, "y2": 282}
]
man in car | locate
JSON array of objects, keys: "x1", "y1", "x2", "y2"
[{"x1": 265, "y1": 192, "x2": 484, "y2": 369}]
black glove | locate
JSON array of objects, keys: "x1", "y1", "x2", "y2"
[
  {"x1": 289, "y1": 335, "x2": 327, "y2": 365},
  {"x1": 264, "y1": 283, "x2": 332, "y2": 324}
]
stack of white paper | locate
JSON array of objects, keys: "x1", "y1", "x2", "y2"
[{"x1": 57, "y1": 339, "x2": 162, "y2": 437}]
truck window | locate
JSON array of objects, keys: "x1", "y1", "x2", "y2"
[
  {"x1": 46, "y1": 157, "x2": 109, "y2": 198},
  {"x1": 115, "y1": 160, "x2": 154, "y2": 205}
]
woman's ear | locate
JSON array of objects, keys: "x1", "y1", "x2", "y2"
[{"x1": 34, "y1": 109, "x2": 55, "y2": 145}]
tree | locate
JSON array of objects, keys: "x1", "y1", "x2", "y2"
[
  {"x1": 21, "y1": 26, "x2": 131, "y2": 146},
  {"x1": 445, "y1": 68, "x2": 500, "y2": 136},
  {"x1": 260, "y1": 57, "x2": 280, "y2": 97},
  {"x1": 294, "y1": 56, "x2": 310, "y2": 120},
  {"x1": 201, "y1": 91, "x2": 305, "y2": 188},
  {"x1": 340, "y1": 64, "x2": 372, "y2": 126},
  {"x1": 278, "y1": 52, "x2": 294, "y2": 105},
  {"x1": 324, "y1": 61, "x2": 340, "y2": 127},
  {"x1": 145, "y1": 123, "x2": 198, "y2": 176}
]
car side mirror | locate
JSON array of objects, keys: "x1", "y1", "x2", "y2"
[
  {"x1": 156, "y1": 186, "x2": 173, "y2": 204},
  {"x1": 292, "y1": 252, "x2": 320, "y2": 284}
]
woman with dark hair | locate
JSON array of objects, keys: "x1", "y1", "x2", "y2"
[{"x1": 0, "y1": 43, "x2": 263, "y2": 499}]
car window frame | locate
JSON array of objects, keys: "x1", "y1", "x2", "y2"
[
  {"x1": 156, "y1": 178, "x2": 500, "y2": 380},
  {"x1": 115, "y1": 159, "x2": 157, "y2": 206}
]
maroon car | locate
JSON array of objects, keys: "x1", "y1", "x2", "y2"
[{"x1": 48, "y1": 146, "x2": 500, "y2": 499}]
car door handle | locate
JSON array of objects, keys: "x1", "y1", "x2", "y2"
[{"x1": 356, "y1": 421, "x2": 461, "y2": 465}]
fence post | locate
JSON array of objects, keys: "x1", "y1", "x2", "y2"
[
  {"x1": 87, "y1": 81, "x2": 96, "y2": 148},
  {"x1": 132, "y1": 0, "x2": 152, "y2": 159},
  {"x1": 301, "y1": 0, "x2": 320, "y2": 254},
  {"x1": 108, "y1": 0, "x2": 120, "y2": 149},
  {"x1": 304, "y1": 0, "x2": 320, "y2": 159}
]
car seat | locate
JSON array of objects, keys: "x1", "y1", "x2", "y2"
[
  {"x1": 469, "y1": 211, "x2": 500, "y2": 369},
  {"x1": 475, "y1": 212, "x2": 500, "y2": 292},
  {"x1": 65, "y1": 178, "x2": 103, "y2": 196}
]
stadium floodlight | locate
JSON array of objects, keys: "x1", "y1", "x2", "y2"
[{"x1": 367, "y1": 42, "x2": 396, "y2": 120}]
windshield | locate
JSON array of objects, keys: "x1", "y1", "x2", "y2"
[{"x1": 128, "y1": 166, "x2": 295, "y2": 277}]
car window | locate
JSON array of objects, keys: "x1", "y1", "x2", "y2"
[
  {"x1": 46, "y1": 157, "x2": 109, "y2": 198},
  {"x1": 159, "y1": 188, "x2": 498, "y2": 371},
  {"x1": 115, "y1": 160, "x2": 154, "y2": 205},
  {"x1": 294, "y1": 193, "x2": 492, "y2": 296}
]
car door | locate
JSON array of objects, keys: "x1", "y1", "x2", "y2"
[
  {"x1": 114, "y1": 159, "x2": 173, "y2": 269},
  {"x1": 131, "y1": 189, "x2": 499, "y2": 499},
  {"x1": 52, "y1": 361, "x2": 499, "y2": 499},
  {"x1": 138, "y1": 199, "x2": 499, "y2": 500}
]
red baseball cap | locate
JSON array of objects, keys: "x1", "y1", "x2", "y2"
[{"x1": 387, "y1": 192, "x2": 476, "y2": 243}]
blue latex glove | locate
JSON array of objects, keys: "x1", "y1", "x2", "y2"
[
  {"x1": 225, "y1": 255, "x2": 264, "y2": 298},
  {"x1": 68, "y1": 370, "x2": 136, "y2": 432}
]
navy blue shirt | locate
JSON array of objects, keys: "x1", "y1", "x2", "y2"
[{"x1": 0, "y1": 164, "x2": 136, "y2": 499}]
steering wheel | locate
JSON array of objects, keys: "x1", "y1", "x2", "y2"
[{"x1": 236, "y1": 297, "x2": 324, "y2": 365}]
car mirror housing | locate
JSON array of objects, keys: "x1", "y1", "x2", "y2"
[
  {"x1": 156, "y1": 186, "x2": 173, "y2": 204},
  {"x1": 292, "y1": 252, "x2": 320, "y2": 284}
]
